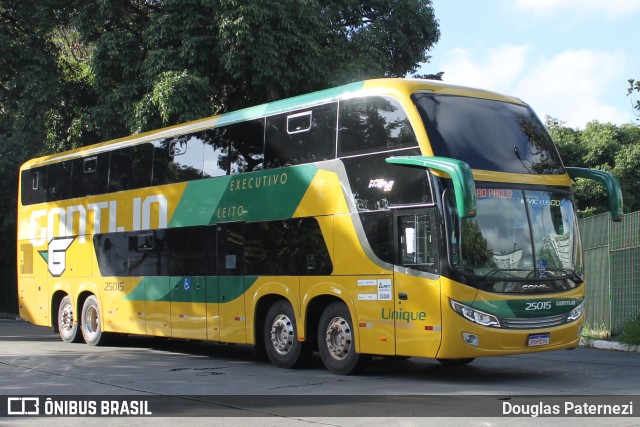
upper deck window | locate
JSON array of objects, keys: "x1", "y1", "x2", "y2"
[
  {"x1": 265, "y1": 103, "x2": 337, "y2": 168},
  {"x1": 413, "y1": 94, "x2": 564, "y2": 175},
  {"x1": 338, "y1": 96, "x2": 417, "y2": 157}
]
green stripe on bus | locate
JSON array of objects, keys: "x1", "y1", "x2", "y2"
[
  {"x1": 214, "y1": 82, "x2": 366, "y2": 128},
  {"x1": 169, "y1": 164, "x2": 318, "y2": 227},
  {"x1": 468, "y1": 297, "x2": 583, "y2": 318},
  {"x1": 124, "y1": 276, "x2": 258, "y2": 304}
]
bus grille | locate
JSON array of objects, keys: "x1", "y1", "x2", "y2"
[{"x1": 500, "y1": 314, "x2": 568, "y2": 329}]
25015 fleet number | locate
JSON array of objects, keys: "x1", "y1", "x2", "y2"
[
  {"x1": 525, "y1": 301, "x2": 552, "y2": 311},
  {"x1": 104, "y1": 282, "x2": 125, "y2": 292}
]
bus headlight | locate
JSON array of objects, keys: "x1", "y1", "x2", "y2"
[
  {"x1": 566, "y1": 301, "x2": 584, "y2": 322},
  {"x1": 450, "y1": 299, "x2": 500, "y2": 328}
]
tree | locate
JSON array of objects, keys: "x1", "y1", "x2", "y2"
[
  {"x1": 628, "y1": 78, "x2": 640, "y2": 124},
  {"x1": 546, "y1": 117, "x2": 640, "y2": 216},
  {"x1": 0, "y1": 0, "x2": 440, "y2": 311},
  {"x1": 65, "y1": 0, "x2": 441, "y2": 134}
]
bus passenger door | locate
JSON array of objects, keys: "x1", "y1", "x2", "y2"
[
  {"x1": 393, "y1": 209, "x2": 442, "y2": 358},
  {"x1": 216, "y1": 223, "x2": 246, "y2": 343},
  {"x1": 165, "y1": 226, "x2": 212, "y2": 340}
]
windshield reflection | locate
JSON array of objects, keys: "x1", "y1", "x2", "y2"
[{"x1": 449, "y1": 187, "x2": 583, "y2": 283}]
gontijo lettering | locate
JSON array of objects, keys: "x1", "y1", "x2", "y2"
[{"x1": 28, "y1": 195, "x2": 167, "y2": 246}]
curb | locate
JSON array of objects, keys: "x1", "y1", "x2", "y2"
[{"x1": 580, "y1": 339, "x2": 640, "y2": 353}]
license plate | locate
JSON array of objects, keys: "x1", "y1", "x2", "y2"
[{"x1": 527, "y1": 333, "x2": 550, "y2": 346}]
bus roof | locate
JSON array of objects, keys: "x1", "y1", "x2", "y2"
[{"x1": 21, "y1": 78, "x2": 524, "y2": 169}]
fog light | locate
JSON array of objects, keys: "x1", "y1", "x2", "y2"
[{"x1": 462, "y1": 332, "x2": 479, "y2": 347}]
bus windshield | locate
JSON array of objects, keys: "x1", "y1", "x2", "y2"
[
  {"x1": 448, "y1": 187, "x2": 584, "y2": 293},
  {"x1": 413, "y1": 93, "x2": 564, "y2": 175}
]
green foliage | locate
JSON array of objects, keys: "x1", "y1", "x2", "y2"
[
  {"x1": 581, "y1": 322, "x2": 611, "y2": 341},
  {"x1": 628, "y1": 79, "x2": 640, "y2": 123},
  {"x1": 617, "y1": 316, "x2": 640, "y2": 347},
  {"x1": 546, "y1": 117, "x2": 640, "y2": 216}
]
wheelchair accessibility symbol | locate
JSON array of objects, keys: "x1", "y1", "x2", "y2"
[{"x1": 184, "y1": 278, "x2": 190, "y2": 290}]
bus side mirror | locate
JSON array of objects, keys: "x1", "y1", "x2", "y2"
[
  {"x1": 565, "y1": 167, "x2": 623, "y2": 222},
  {"x1": 386, "y1": 155, "x2": 476, "y2": 219}
]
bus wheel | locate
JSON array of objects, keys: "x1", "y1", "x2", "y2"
[
  {"x1": 80, "y1": 295, "x2": 108, "y2": 346},
  {"x1": 437, "y1": 358, "x2": 475, "y2": 366},
  {"x1": 264, "y1": 300, "x2": 311, "y2": 369},
  {"x1": 318, "y1": 302, "x2": 370, "y2": 375},
  {"x1": 58, "y1": 296, "x2": 83, "y2": 343}
]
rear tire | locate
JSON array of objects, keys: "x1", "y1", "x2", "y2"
[
  {"x1": 81, "y1": 295, "x2": 110, "y2": 346},
  {"x1": 58, "y1": 296, "x2": 83, "y2": 343},
  {"x1": 318, "y1": 302, "x2": 370, "y2": 375},
  {"x1": 263, "y1": 300, "x2": 311, "y2": 369}
]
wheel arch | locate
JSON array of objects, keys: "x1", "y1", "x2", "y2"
[
  {"x1": 51, "y1": 290, "x2": 68, "y2": 332},
  {"x1": 253, "y1": 293, "x2": 290, "y2": 351},
  {"x1": 304, "y1": 294, "x2": 347, "y2": 352},
  {"x1": 76, "y1": 290, "x2": 95, "y2": 324}
]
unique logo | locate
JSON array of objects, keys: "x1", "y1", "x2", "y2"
[
  {"x1": 381, "y1": 308, "x2": 427, "y2": 323},
  {"x1": 38, "y1": 237, "x2": 75, "y2": 277}
]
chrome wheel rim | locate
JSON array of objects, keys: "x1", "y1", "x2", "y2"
[
  {"x1": 324, "y1": 316, "x2": 352, "y2": 361},
  {"x1": 59, "y1": 302, "x2": 74, "y2": 338},
  {"x1": 84, "y1": 304, "x2": 99, "y2": 340},
  {"x1": 270, "y1": 314, "x2": 294, "y2": 355}
]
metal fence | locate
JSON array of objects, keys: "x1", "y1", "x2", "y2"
[{"x1": 580, "y1": 211, "x2": 640, "y2": 331}]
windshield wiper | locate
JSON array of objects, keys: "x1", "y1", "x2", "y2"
[{"x1": 557, "y1": 269, "x2": 584, "y2": 284}]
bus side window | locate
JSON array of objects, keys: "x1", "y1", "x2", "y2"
[
  {"x1": 166, "y1": 226, "x2": 213, "y2": 276},
  {"x1": 21, "y1": 166, "x2": 48, "y2": 205},
  {"x1": 265, "y1": 103, "x2": 337, "y2": 168},
  {"x1": 225, "y1": 119, "x2": 264, "y2": 174},
  {"x1": 338, "y1": 96, "x2": 417, "y2": 157},
  {"x1": 47, "y1": 161, "x2": 72, "y2": 202},
  {"x1": 152, "y1": 133, "x2": 206, "y2": 185},
  {"x1": 217, "y1": 223, "x2": 244, "y2": 275},
  {"x1": 71, "y1": 153, "x2": 109, "y2": 198},
  {"x1": 296, "y1": 218, "x2": 333, "y2": 275},
  {"x1": 201, "y1": 128, "x2": 230, "y2": 178},
  {"x1": 244, "y1": 220, "x2": 298, "y2": 275},
  {"x1": 340, "y1": 148, "x2": 431, "y2": 211},
  {"x1": 108, "y1": 144, "x2": 153, "y2": 192},
  {"x1": 94, "y1": 234, "x2": 129, "y2": 277},
  {"x1": 360, "y1": 210, "x2": 394, "y2": 265},
  {"x1": 128, "y1": 231, "x2": 165, "y2": 277}
]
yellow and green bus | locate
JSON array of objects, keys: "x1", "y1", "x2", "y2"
[{"x1": 17, "y1": 78, "x2": 622, "y2": 374}]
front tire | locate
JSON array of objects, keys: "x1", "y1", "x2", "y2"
[
  {"x1": 81, "y1": 295, "x2": 109, "y2": 346},
  {"x1": 58, "y1": 295, "x2": 83, "y2": 343},
  {"x1": 264, "y1": 300, "x2": 311, "y2": 369},
  {"x1": 318, "y1": 302, "x2": 370, "y2": 375}
]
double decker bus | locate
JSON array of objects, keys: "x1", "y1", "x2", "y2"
[{"x1": 17, "y1": 78, "x2": 622, "y2": 374}]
